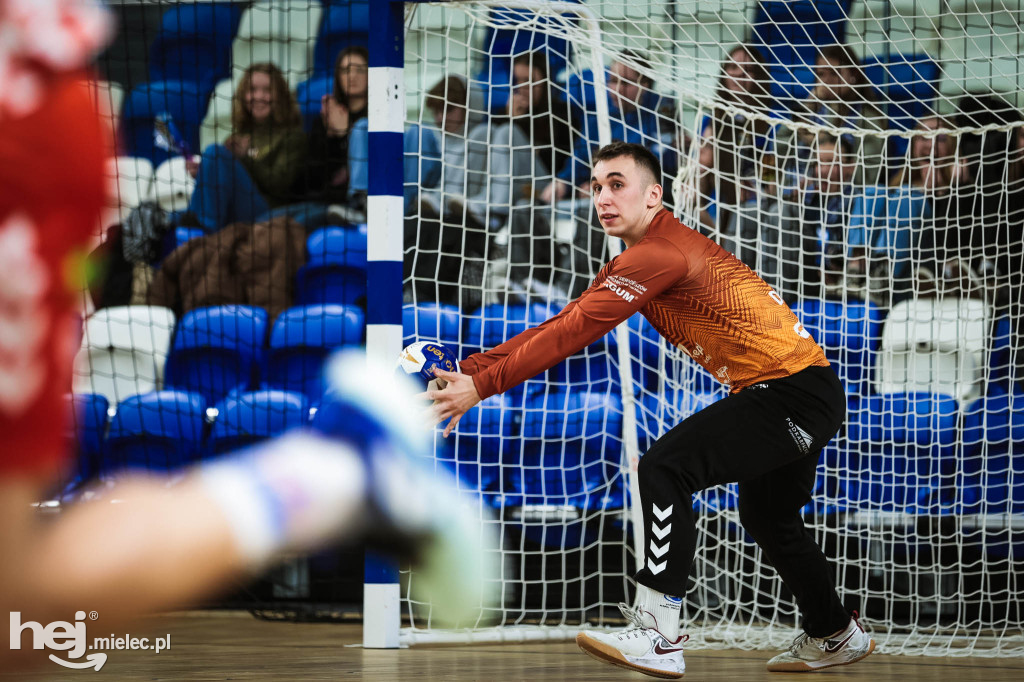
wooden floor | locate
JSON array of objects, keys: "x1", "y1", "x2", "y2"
[{"x1": 6, "y1": 611, "x2": 1024, "y2": 681}]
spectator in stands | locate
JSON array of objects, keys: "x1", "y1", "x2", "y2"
[
  {"x1": 675, "y1": 124, "x2": 718, "y2": 231},
  {"x1": 725, "y1": 133, "x2": 857, "y2": 303},
  {"x1": 836, "y1": 116, "x2": 964, "y2": 306},
  {"x1": 403, "y1": 75, "x2": 488, "y2": 309},
  {"x1": 292, "y1": 46, "x2": 369, "y2": 222},
  {"x1": 405, "y1": 75, "x2": 480, "y2": 218},
  {"x1": 501, "y1": 51, "x2": 573, "y2": 184},
  {"x1": 946, "y1": 95, "x2": 1024, "y2": 304},
  {"x1": 890, "y1": 116, "x2": 968, "y2": 194},
  {"x1": 465, "y1": 52, "x2": 576, "y2": 291},
  {"x1": 886, "y1": 115, "x2": 973, "y2": 299},
  {"x1": 795, "y1": 133, "x2": 859, "y2": 301},
  {"x1": 537, "y1": 51, "x2": 677, "y2": 204},
  {"x1": 184, "y1": 63, "x2": 306, "y2": 232},
  {"x1": 463, "y1": 51, "x2": 571, "y2": 230},
  {"x1": 701, "y1": 45, "x2": 779, "y2": 257},
  {"x1": 780, "y1": 44, "x2": 887, "y2": 186}
]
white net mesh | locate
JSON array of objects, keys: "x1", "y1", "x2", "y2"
[{"x1": 401, "y1": 0, "x2": 1024, "y2": 656}]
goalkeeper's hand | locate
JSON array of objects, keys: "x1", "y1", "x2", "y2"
[{"x1": 423, "y1": 369, "x2": 480, "y2": 437}]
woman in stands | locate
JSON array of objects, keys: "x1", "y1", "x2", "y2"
[
  {"x1": 184, "y1": 63, "x2": 306, "y2": 232},
  {"x1": 294, "y1": 46, "x2": 370, "y2": 221},
  {"x1": 402, "y1": 75, "x2": 481, "y2": 307}
]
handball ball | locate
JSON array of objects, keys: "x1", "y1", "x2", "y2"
[{"x1": 397, "y1": 341, "x2": 459, "y2": 389}]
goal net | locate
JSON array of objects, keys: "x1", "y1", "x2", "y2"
[{"x1": 400, "y1": 0, "x2": 1024, "y2": 656}]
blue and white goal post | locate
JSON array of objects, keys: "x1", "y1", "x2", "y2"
[{"x1": 370, "y1": 0, "x2": 1024, "y2": 657}]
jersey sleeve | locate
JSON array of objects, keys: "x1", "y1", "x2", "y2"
[
  {"x1": 459, "y1": 297, "x2": 581, "y2": 378},
  {"x1": 468, "y1": 237, "x2": 687, "y2": 399}
]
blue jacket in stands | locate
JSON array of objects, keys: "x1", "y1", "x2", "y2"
[{"x1": 558, "y1": 90, "x2": 678, "y2": 188}]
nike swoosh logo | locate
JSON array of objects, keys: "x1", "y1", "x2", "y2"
[
  {"x1": 823, "y1": 631, "x2": 855, "y2": 654},
  {"x1": 653, "y1": 641, "x2": 684, "y2": 656}
]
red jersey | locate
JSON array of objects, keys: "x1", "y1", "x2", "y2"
[
  {"x1": 461, "y1": 208, "x2": 828, "y2": 400},
  {"x1": 0, "y1": 0, "x2": 112, "y2": 475}
]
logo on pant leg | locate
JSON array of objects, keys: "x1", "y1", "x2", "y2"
[
  {"x1": 649, "y1": 504, "x2": 673, "y2": 574},
  {"x1": 785, "y1": 417, "x2": 813, "y2": 455}
]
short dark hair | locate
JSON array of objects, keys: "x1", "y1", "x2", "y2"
[
  {"x1": 816, "y1": 133, "x2": 855, "y2": 162},
  {"x1": 512, "y1": 51, "x2": 549, "y2": 82},
  {"x1": 618, "y1": 49, "x2": 654, "y2": 89},
  {"x1": 592, "y1": 141, "x2": 662, "y2": 186},
  {"x1": 425, "y1": 75, "x2": 468, "y2": 118}
]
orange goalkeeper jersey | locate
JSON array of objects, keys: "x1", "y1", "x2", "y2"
[{"x1": 461, "y1": 208, "x2": 829, "y2": 400}]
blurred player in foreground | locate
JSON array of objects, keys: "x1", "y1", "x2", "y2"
[
  {"x1": 428, "y1": 141, "x2": 874, "y2": 678},
  {"x1": 1, "y1": 0, "x2": 488, "y2": 667}
]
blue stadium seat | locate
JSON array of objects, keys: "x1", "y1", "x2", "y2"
[
  {"x1": 792, "y1": 298, "x2": 885, "y2": 399},
  {"x1": 164, "y1": 305, "x2": 269, "y2": 405},
  {"x1": 402, "y1": 302, "x2": 461, "y2": 349},
  {"x1": 450, "y1": 394, "x2": 520, "y2": 507},
  {"x1": 61, "y1": 393, "x2": 110, "y2": 497},
  {"x1": 159, "y1": 2, "x2": 244, "y2": 39},
  {"x1": 295, "y1": 73, "x2": 334, "y2": 132},
  {"x1": 149, "y1": 37, "x2": 228, "y2": 92},
  {"x1": 308, "y1": 223, "x2": 368, "y2": 255},
  {"x1": 265, "y1": 304, "x2": 366, "y2": 402},
  {"x1": 846, "y1": 392, "x2": 959, "y2": 512},
  {"x1": 476, "y1": 5, "x2": 577, "y2": 113},
  {"x1": 464, "y1": 303, "x2": 532, "y2": 352},
  {"x1": 805, "y1": 394, "x2": 863, "y2": 516},
  {"x1": 209, "y1": 390, "x2": 310, "y2": 455},
  {"x1": 519, "y1": 388, "x2": 623, "y2": 509},
  {"x1": 312, "y1": 0, "x2": 370, "y2": 76},
  {"x1": 566, "y1": 334, "x2": 618, "y2": 389},
  {"x1": 629, "y1": 314, "x2": 663, "y2": 392},
  {"x1": 862, "y1": 53, "x2": 940, "y2": 157},
  {"x1": 862, "y1": 54, "x2": 940, "y2": 130},
  {"x1": 175, "y1": 226, "x2": 205, "y2": 249},
  {"x1": 563, "y1": 68, "x2": 597, "y2": 126},
  {"x1": 295, "y1": 225, "x2": 368, "y2": 306},
  {"x1": 752, "y1": 1, "x2": 851, "y2": 66},
  {"x1": 751, "y1": 1, "x2": 851, "y2": 109},
  {"x1": 962, "y1": 389, "x2": 1024, "y2": 515},
  {"x1": 120, "y1": 80, "x2": 210, "y2": 165},
  {"x1": 634, "y1": 389, "x2": 722, "y2": 454},
  {"x1": 107, "y1": 391, "x2": 206, "y2": 472},
  {"x1": 634, "y1": 389, "x2": 730, "y2": 511},
  {"x1": 990, "y1": 316, "x2": 1016, "y2": 392},
  {"x1": 769, "y1": 62, "x2": 817, "y2": 112},
  {"x1": 148, "y1": 4, "x2": 242, "y2": 88},
  {"x1": 463, "y1": 301, "x2": 562, "y2": 390}
]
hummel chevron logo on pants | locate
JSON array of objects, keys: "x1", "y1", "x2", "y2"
[{"x1": 648, "y1": 504, "x2": 673, "y2": 575}]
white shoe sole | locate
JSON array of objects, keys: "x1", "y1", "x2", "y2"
[
  {"x1": 766, "y1": 638, "x2": 876, "y2": 672},
  {"x1": 576, "y1": 632, "x2": 685, "y2": 679}
]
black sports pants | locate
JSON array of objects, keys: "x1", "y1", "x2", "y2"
[{"x1": 634, "y1": 364, "x2": 850, "y2": 637}]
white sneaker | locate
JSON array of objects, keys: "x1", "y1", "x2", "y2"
[
  {"x1": 766, "y1": 614, "x2": 875, "y2": 672},
  {"x1": 576, "y1": 603, "x2": 687, "y2": 679}
]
